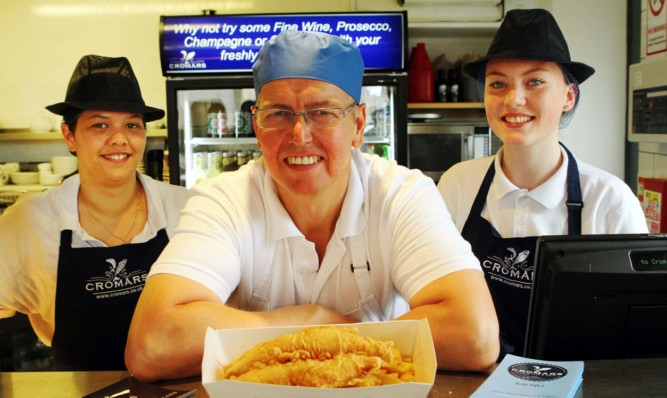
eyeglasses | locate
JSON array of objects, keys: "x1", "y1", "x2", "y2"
[{"x1": 253, "y1": 104, "x2": 357, "y2": 130}]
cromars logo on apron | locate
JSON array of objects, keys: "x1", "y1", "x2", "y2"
[
  {"x1": 53, "y1": 228, "x2": 169, "y2": 370},
  {"x1": 481, "y1": 247, "x2": 533, "y2": 289},
  {"x1": 84, "y1": 257, "x2": 148, "y2": 299}
]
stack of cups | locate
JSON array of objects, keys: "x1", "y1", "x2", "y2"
[
  {"x1": 0, "y1": 168, "x2": 7, "y2": 187},
  {"x1": 0, "y1": 162, "x2": 20, "y2": 186},
  {"x1": 51, "y1": 156, "x2": 78, "y2": 175}
]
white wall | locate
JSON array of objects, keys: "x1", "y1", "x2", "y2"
[
  {"x1": 551, "y1": 1, "x2": 628, "y2": 179},
  {"x1": 0, "y1": 0, "x2": 349, "y2": 131},
  {"x1": 0, "y1": 0, "x2": 630, "y2": 180}
]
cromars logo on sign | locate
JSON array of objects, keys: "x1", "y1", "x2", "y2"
[
  {"x1": 508, "y1": 363, "x2": 568, "y2": 381},
  {"x1": 169, "y1": 50, "x2": 206, "y2": 70}
]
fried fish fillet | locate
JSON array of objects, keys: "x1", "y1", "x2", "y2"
[
  {"x1": 230, "y1": 352, "x2": 413, "y2": 387},
  {"x1": 218, "y1": 326, "x2": 415, "y2": 387}
]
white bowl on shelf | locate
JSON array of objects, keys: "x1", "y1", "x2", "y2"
[
  {"x1": 37, "y1": 162, "x2": 53, "y2": 173},
  {"x1": 30, "y1": 118, "x2": 52, "y2": 134},
  {"x1": 53, "y1": 165, "x2": 77, "y2": 175},
  {"x1": 39, "y1": 173, "x2": 65, "y2": 186},
  {"x1": 10, "y1": 172, "x2": 40, "y2": 185},
  {"x1": 51, "y1": 156, "x2": 78, "y2": 175}
]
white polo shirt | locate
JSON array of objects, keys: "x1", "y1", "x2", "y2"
[
  {"x1": 437, "y1": 146, "x2": 648, "y2": 236},
  {"x1": 150, "y1": 150, "x2": 481, "y2": 320}
]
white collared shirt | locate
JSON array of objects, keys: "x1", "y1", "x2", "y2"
[
  {"x1": 437, "y1": 146, "x2": 648, "y2": 237},
  {"x1": 150, "y1": 150, "x2": 481, "y2": 320}
]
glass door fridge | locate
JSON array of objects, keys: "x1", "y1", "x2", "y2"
[
  {"x1": 160, "y1": 11, "x2": 408, "y2": 187},
  {"x1": 165, "y1": 74, "x2": 407, "y2": 187},
  {"x1": 165, "y1": 76, "x2": 256, "y2": 187}
]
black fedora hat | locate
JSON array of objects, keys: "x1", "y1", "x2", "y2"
[
  {"x1": 463, "y1": 9, "x2": 595, "y2": 83},
  {"x1": 46, "y1": 55, "x2": 165, "y2": 122}
]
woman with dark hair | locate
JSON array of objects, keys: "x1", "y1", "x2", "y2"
[
  {"x1": 436, "y1": 9, "x2": 647, "y2": 359},
  {"x1": 0, "y1": 55, "x2": 193, "y2": 370}
]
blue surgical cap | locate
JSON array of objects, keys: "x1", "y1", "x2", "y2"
[{"x1": 252, "y1": 30, "x2": 365, "y2": 104}]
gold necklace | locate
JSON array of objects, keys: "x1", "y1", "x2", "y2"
[{"x1": 81, "y1": 184, "x2": 142, "y2": 244}]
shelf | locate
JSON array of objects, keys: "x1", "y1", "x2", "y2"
[
  {"x1": 147, "y1": 129, "x2": 168, "y2": 138},
  {"x1": 408, "y1": 102, "x2": 483, "y2": 109},
  {"x1": 0, "y1": 131, "x2": 63, "y2": 141},
  {"x1": 409, "y1": 21, "x2": 500, "y2": 37},
  {"x1": 362, "y1": 135, "x2": 391, "y2": 145},
  {"x1": 187, "y1": 137, "x2": 258, "y2": 146},
  {"x1": 408, "y1": 102, "x2": 487, "y2": 123},
  {"x1": 0, "y1": 185, "x2": 55, "y2": 192},
  {"x1": 0, "y1": 129, "x2": 168, "y2": 141}
]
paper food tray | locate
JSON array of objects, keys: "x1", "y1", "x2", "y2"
[{"x1": 202, "y1": 319, "x2": 436, "y2": 398}]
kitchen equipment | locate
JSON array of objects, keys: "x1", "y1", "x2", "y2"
[
  {"x1": 407, "y1": 121, "x2": 500, "y2": 182},
  {"x1": 627, "y1": 57, "x2": 667, "y2": 143}
]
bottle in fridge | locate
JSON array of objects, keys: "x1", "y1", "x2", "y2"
[{"x1": 206, "y1": 101, "x2": 228, "y2": 138}]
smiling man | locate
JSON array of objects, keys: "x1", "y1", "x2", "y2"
[{"x1": 126, "y1": 30, "x2": 499, "y2": 382}]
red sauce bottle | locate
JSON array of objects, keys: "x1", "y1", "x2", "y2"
[{"x1": 408, "y1": 43, "x2": 435, "y2": 102}]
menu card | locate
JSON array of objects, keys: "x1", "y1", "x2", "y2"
[
  {"x1": 82, "y1": 376, "x2": 195, "y2": 398},
  {"x1": 471, "y1": 354, "x2": 584, "y2": 398}
]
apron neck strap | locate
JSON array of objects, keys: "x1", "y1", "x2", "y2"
[{"x1": 561, "y1": 142, "x2": 583, "y2": 235}]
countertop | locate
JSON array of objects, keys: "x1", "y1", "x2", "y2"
[{"x1": 2, "y1": 357, "x2": 665, "y2": 398}]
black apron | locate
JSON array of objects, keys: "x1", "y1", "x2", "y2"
[
  {"x1": 461, "y1": 144, "x2": 582, "y2": 359},
  {"x1": 52, "y1": 228, "x2": 169, "y2": 370}
]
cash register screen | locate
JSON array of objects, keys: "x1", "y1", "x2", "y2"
[{"x1": 524, "y1": 234, "x2": 667, "y2": 360}]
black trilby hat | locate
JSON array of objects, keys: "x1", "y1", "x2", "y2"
[
  {"x1": 46, "y1": 55, "x2": 165, "y2": 122},
  {"x1": 463, "y1": 9, "x2": 595, "y2": 83}
]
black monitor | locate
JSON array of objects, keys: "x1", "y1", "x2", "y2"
[{"x1": 524, "y1": 234, "x2": 667, "y2": 361}]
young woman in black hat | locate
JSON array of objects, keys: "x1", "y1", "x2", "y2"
[
  {"x1": 436, "y1": 9, "x2": 647, "y2": 359},
  {"x1": 0, "y1": 55, "x2": 193, "y2": 370}
]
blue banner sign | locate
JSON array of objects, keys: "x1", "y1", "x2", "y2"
[{"x1": 159, "y1": 12, "x2": 407, "y2": 75}]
